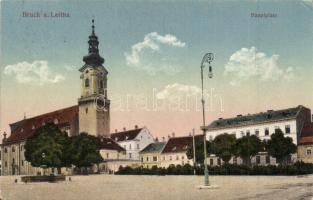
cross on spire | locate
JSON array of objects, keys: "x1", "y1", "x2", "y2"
[{"x1": 82, "y1": 18, "x2": 105, "y2": 66}]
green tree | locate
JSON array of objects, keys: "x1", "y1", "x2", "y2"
[
  {"x1": 71, "y1": 132, "x2": 103, "y2": 173},
  {"x1": 234, "y1": 135, "x2": 263, "y2": 166},
  {"x1": 24, "y1": 123, "x2": 69, "y2": 173},
  {"x1": 212, "y1": 133, "x2": 236, "y2": 164},
  {"x1": 186, "y1": 140, "x2": 213, "y2": 166},
  {"x1": 266, "y1": 129, "x2": 296, "y2": 165}
]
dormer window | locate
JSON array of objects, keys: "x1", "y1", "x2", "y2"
[
  {"x1": 54, "y1": 119, "x2": 59, "y2": 124},
  {"x1": 115, "y1": 137, "x2": 118, "y2": 141},
  {"x1": 125, "y1": 136, "x2": 129, "y2": 140},
  {"x1": 20, "y1": 128, "x2": 24, "y2": 133},
  {"x1": 86, "y1": 70, "x2": 89, "y2": 74},
  {"x1": 32, "y1": 125, "x2": 35, "y2": 130},
  {"x1": 85, "y1": 78, "x2": 90, "y2": 87},
  {"x1": 172, "y1": 146, "x2": 176, "y2": 151}
]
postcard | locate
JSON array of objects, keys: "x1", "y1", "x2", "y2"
[{"x1": 0, "y1": 1, "x2": 313, "y2": 200}]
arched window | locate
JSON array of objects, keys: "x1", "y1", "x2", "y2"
[{"x1": 85, "y1": 78, "x2": 90, "y2": 87}]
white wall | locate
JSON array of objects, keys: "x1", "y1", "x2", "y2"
[
  {"x1": 116, "y1": 128, "x2": 154, "y2": 161},
  {"x1": 160, "y1": 152, "x2": 194, "y2": 168},
  {"x1": 207, "y1": 119, "x2": 298, "y2": 144}
]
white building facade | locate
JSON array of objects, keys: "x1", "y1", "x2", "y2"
[
  {"x1": 111, "y1": 127, "x2": 155, "y2": 161},
  {"x1": 207, "y1": 105, "x2": 311, "y2": 165},
  {"x1": 160, "y1": 135, "x2": 203, "y2": 168}
]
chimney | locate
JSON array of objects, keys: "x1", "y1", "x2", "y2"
[
  {"x1": 3, "y1": 131, "x2": 7, "y2": 142},
  {"x1": 115, "y1": 129, "x2": 118, "y2": 133},
  {"x1": 23, "y1": 112, "x2": 26, "y2": 120},
  {"x1": 172, "y1": 132, "x2": 175, "y2": 138},
  {"x1": 168, "y1": 134, "x2": 171, "y2": 140},
  {"x1": 162, "y1": 136, "x2": 165, "y2": 142},
  {"x1": 134, "y1": 125, "x2": 138, "y2": 129},
  {"x1": 155, "y1": 137, "x2": 159, "y2": 142},
  {"x1": 123, "y1": 127, "x2": 126, "y2": 131}
]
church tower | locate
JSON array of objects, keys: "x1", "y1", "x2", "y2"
[{"x1": 78, "y1": 19, "x2": 110, "y2": 137}]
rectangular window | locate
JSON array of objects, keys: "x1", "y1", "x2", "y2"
[
  {"x1": 246, "y1": 130, "x2": 250, "y2": 136},
  {"x1": 129, "y1": 153, "x2": 132, "y2": 159},
  {"x1": 129, "y1": 144, "x2": 132, "y2": 150},
  {"x1": 217, "y1": 158, "x2": 221, "y2": 165},
  {"x1": 266, "y1": 155, "x2": 270, "y2": 164},
  {"x1": 146, "y1": 157, "x2": 149, "y2": 162},
  {"x1": 285, "y1": 125, "x2": 291, "y2": 134},
  {"x1": 256, "y1": 156, "x2": 260, "y2": 164},
  {"x1": 255, "y1": 129, "x2": 259, "y2": 136},
  {"x1": 22, "y1": 160, "x2": 24, "y2": 166},
  {"x1": 5, "y1": 161, "x2": 7, "y2": 167},
  {"x1": 153, "y1": 156, "x2": 157, "y2": 162},
  {"x1": 0, "y1": 151, "x2": 1, "y2": 160},
  {"x1": 4, "y1": 148, "x2": 7, "y2": 153},
  {"x1": 12, "y1": 147, "x2": 15, "y2": 152},
  {"x1": 274, "y1": 126, "x2": 280, "y2": 133},
  {"x1": 176, "y1": 155, "x2": 179, "y2": 160},
  {"x1": 306, "y1": 149, "x2": 312, "y2": 156},
  {"x1": 233, "y1": 157, "x2": 237, "y2": 164},
  {"x1": 169, "y1": 156, "x2": 172, "y2": 161},
  {"x1": 240, "y1": 131, "x2": 244, "y2": 137},
  {"x1": 265, "y1": 128, "x2": 269, "y2": 136},
  {"x1": 137, "y1": 144, "x2": 140, "y2": 149},
  {"x1": 210, "y1": 158, "x2": 213, "y2": 165}
]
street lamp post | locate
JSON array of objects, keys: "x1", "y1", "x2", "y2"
[{"x1": 200, "y1": 53, "x2": 214, "y2": 187}]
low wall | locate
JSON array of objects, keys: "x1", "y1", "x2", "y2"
[{"x1": 21, "y1": 175, "x2": 66, "y2": 183}]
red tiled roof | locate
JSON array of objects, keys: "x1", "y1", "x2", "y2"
[
  {"x1": 110, "y1": 128, "x2": 142, "y2": 142},
  {"x1": 161, "y1": 135, "x2": 203, "y2": 154},
  {"x1": 299, "y1": 123, "x2": 313, "y2": 145},
  {"x1": 4, "y1": 105, "x2": 78, "y2": 144},
  {"x1": 299, "y1": 136, "x2": 313, "y2": 145},
  {"x1": 98, "y1": 137, "x2": 126, "y2": 152},
  {"x1": 301, "y1": 123, "x2": 313, "y2": 137}
]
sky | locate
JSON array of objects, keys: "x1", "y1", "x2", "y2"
[{"x1": 1, "y1": 0, "x2": 313, "y2": 140}]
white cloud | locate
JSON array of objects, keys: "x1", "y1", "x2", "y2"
[
  {"x1": 125, "y1": 32, "x2": 186, "y2": 75},
  {"x1": 156, "y1": 83, "x2": 201, "y2": 99},
  {"x1": 224, "y1": 46, "x2": 294, "y2": 86},
  {"x1": 301, "y1": 0, "x2": 313, "y2": 10},
  {"x1": 64, "y1": 65, "x2": 76, "y2": 71},
  {"x1": 4, "y1": 60, "x2": 65, "y2": 85}
]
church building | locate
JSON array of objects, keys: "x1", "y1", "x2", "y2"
[{"x1": 0, "y1": 20, "x2": 112, "y2": 175}]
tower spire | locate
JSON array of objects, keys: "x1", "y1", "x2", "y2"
[
  {"x1": 92, "y1": 19, "x2": 95, "y2": 35},
  {"x1": 82, "y1": 18, "x2": 105, "y2": 66}
]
